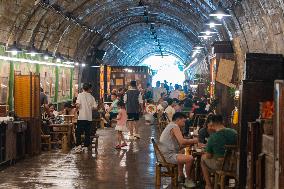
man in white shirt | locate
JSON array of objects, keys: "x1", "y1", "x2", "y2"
[
  {"x1": 74, "y1": 83, "x2": 97, "y2": 152},
  {"x1": 165, "y1": 98, "x2": 176, "y2": 122}
]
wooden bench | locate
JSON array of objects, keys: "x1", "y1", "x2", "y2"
[{"x1": 151, "y1": 138, "x2": 178, "y2": 186}]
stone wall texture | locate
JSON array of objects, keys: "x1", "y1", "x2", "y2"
[{"x1": 0, "y1": 0, "x2": 283, "y2": 71}]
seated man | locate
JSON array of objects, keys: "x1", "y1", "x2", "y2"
[
  {"x1": 159, "y1": 112, "x2": 198, "y2": 187},
  {"x1": 198, "y1": 114, "x2": 215, "y2": 144},
  {"x1": 201, "y1": 115, "x2": 237, "y2": 189}
]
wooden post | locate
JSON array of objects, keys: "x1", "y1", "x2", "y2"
[
  {"x1": 70, "y1": 68, "x2": 74, "y2": 99},
  {"x1": 54, "y1": 66, "x2": 59, "y2": 103},
  {"x1": 8, "y1": 61, "x2": 14, "y2": 111}
]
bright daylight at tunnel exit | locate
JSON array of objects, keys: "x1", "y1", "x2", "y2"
[{"x1": 0, "y1": 0, "x2": 283, "y2": 189}]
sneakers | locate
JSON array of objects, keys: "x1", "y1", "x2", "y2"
[
  {"x1": 184, "y1": 178, "x2": 196, "y2": 188},
  {"x1": 73, "y1": 145, "x2": 82, "y2": 153},
  {"x1": 134, "y1": 134, "x2": 140, "y2": 139}
]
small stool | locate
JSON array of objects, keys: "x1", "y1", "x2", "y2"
[{"x1": 41, "y1": 135, "x2": 51, "y2": 151}]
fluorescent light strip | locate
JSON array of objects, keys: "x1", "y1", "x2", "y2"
[
  {"x1": 0, "y1": 55, "x2": 74, "y2": 68},
  {"x1": 184, "y1": 58, "x2": 198, "y2": 72}
]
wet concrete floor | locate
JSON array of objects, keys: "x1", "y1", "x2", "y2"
[{"x1": 0, "y1": 120, "x2": 190, "y2": 189}]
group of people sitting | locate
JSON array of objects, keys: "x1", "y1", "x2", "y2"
[{"x1": 158, "y1": 113, "x2": 237, "y2": 189}]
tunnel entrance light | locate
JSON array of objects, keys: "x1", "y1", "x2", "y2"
[{"x1": 6, "y1": 41, "x2": 22, "y2": 56}]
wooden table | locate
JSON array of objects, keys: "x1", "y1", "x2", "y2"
[{"x1": 48, "y1": 123, "x2": 73, "y2": 150}]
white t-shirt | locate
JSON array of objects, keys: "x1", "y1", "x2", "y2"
[
  {"x1": 165, "y1": 106, "x2": 176, "y2": 122},
  {"x1": 76, "y1": 91, "x2": 97, "y2": 121}
]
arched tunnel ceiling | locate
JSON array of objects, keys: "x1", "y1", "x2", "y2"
[{"x1": 0, "y1": 0, "x2": 217, "y2": 66}]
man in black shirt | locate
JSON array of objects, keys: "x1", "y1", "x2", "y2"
[{"x1": 124, "y1": 81, "x2": 143, "y2": 140}]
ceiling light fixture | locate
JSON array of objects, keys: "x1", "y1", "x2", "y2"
[
  {"x1": 6, "y1": 41, "x2": 22, "y2": 56},
  {"x1": 43, "y1": 49, "x2": 52, "y2": 60},
  {"x1": 26, "y1": 44, "x2": 42, "y2": 57},
  {"x1": 0, "y1": 55, "x2": 73, "y2": 68},
  {"x1": 198, "y1": 35, "x2": 213, "y2": 40},
  {"x1": 205, "y1": 19, "x2": 222, "y2": 28},
  {"x1": 209, "y1": 7, "x2": 231, "y2": 19},
  {"x1": 200, "y1": 30, "x2": 218, "y2": 36},
  {"x1": 193, "y1": 46, "x2": 204, "y2": 50}
]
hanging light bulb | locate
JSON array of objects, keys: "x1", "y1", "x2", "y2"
[
  {"x1": 6, "y1": 41, "x2": 22, "y2": 55},
  {"x1": 75, "y1": 62, "x2": 79, "y2": 66},
  {"x1": 81, "y1": 63, "x2": 86, "y2": 67}
]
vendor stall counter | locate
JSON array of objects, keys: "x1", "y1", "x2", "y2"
[{"x1": 0, "y1": 118, "x2": 27, "y2": 166}]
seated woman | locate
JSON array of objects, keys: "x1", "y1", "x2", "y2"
[
  {"x1": 48, "y1": 103, "x2": 59, "y2": 118},
  {"x1": 159, "y1": 112, "x2": 198, "y2": 188},
  {"x1": 41, "y1": 106, "x2": 52, "y2": 134}
]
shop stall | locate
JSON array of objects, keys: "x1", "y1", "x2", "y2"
[
  {"x1": 0, "y1": 45, "x2": 77, "y2": 167},
  {"x1": 238, "y1": 53, "x2": 284, "y2": 189},
  {"x1": 110, "y1": 66, "x2": 152, "y2": 90}
]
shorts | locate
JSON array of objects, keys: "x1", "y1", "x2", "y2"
[
  {"x1": 127, "y1": 113, "x2": 139, "y2": 121},
  {"x1": 164, "y1": 153, "x2": 178, "y2": 164},
  {"x1": 202, "y1": 157, "x2": 223, "y2": 172},
  {"x1": 109, "y1": 112, "x2": 118, "y2": 120}
]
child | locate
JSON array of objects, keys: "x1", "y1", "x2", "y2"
[{"x1": 114, "y1": 101, "x2": 128, "y2": 149}]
